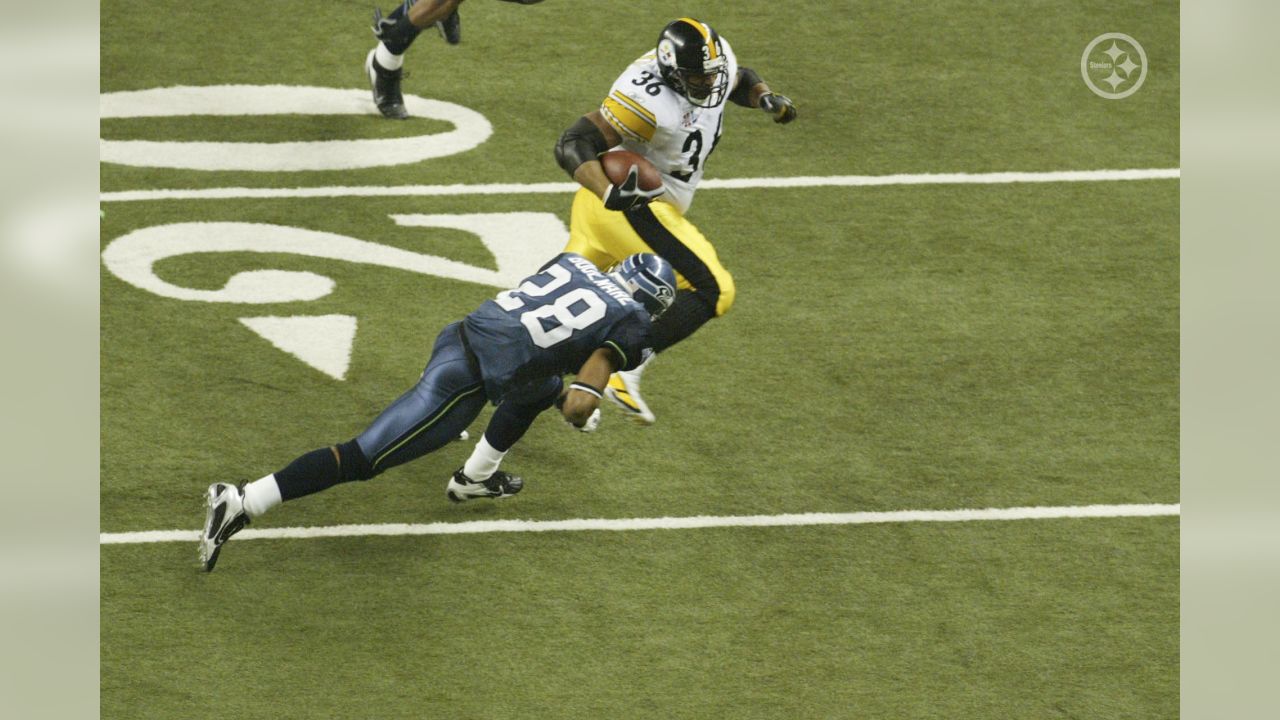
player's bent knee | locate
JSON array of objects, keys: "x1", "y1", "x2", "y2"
[{"x1": 713, "y1": 271, "x2": 736, "y2": 317}]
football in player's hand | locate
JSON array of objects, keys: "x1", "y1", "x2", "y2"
[{"x1": 600, "y1": 150, "x2": 663, "y2": 191}]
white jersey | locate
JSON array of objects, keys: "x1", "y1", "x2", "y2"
[{"x1": 598, "y1": 38, "x2": 739, "y2": 214}]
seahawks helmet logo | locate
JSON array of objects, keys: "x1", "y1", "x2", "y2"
[{"x1": 611, "y1": 253, "x2": 678, "y2": 318}]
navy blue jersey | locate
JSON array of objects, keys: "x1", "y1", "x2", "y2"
[{"x1": 464, "y1": 253, "x2": 653, "y2": 401}]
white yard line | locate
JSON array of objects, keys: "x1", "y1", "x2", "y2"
[
  {"x1": 98, "y1": 168, "x2": 1180, "y2": 203},
  {"x1": 101, "y1": 503, "x2": 1179, "y2": 545}
]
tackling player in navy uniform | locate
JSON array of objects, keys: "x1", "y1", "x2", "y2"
[
  {"x1": 554, "y1": 17, "x2": 797, "y2": 425},
  {"x1": 365, "y1": 0, "x2": 546, "y2": 119},
  {"x1": 199, "y1": 253, "x2": 677, "y2": 571}
]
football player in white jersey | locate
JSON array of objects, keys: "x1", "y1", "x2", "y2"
[{"x1": 554, "y1": 17, "x2": 797, "y2": 424}]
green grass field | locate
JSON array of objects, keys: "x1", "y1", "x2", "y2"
[{"x1": 101, "y1": 1, "x2": 1179, "y2": 717}]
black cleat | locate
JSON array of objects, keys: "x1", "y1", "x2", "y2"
[
  {"x1": 436, "y1": 9, "x2": 461, "y2": 45},
  {"x1": 364, "y1": 48, "x2": 409, "y2": 119},
  {"x1": 446, "y1": 468, "x2": 524, "y2": 503}
]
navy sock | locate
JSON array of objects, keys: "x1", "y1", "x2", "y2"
[{"x1": 274, "y1": 441, "x2": 372, "y2": 501}]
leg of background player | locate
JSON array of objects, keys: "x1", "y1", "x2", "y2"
[{"x1": 366, "y1": 0, "x2": 463, "y2": 118}]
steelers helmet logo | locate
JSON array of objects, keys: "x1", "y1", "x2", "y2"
[{"x1": 657, "y1": 39, "x2": 676, "y2": 66}]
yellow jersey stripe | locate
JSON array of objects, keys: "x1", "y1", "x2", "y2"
[
  {"x1": 610, "y1": 91, "x2": 657, "y2": 125},
  {"x1": 601, "y1": 103, "x2": 647, "y2": 142},
  {"x1": 678, "y1": 17, "x2": 717, "y2": 59},
  {"x1": 601, "y1": 96, "x2": 656, "y2": 142}
]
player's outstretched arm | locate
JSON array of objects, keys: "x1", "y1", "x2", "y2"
[
  {"x1": 559, "y1": 347, "x2": 619, "y2": 429},
  {"x1": 729, "y1": 66, "x2": 797, "y2": 124}
]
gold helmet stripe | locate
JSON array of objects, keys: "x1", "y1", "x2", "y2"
[{"x1": 677, "y1": 17, "x2": 717, "y2": 60}]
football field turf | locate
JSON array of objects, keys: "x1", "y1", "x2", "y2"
[{"x1": 101, "y1": 1, "x2": 1179, "y2": 717}]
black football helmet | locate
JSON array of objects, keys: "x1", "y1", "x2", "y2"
[{"x1": 655, "y1": 18, "x2": 729, "y2": 108}]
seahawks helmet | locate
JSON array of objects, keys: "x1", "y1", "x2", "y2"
[
  {"x1": 610, "y1": 253, "x2": 677, "y2": 318},
  {"x1": 656, "y1": 18, "x2": 730, "y2": 108}
]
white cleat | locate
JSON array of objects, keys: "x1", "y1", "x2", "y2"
[
  {"x1": 604, "y1": 366, "x2": 655, "y2": 425},
  {"x1": 199, "y1": 483, "x2": 250, "y2": 572}
]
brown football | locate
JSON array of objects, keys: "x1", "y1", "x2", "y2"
[{"x1": 600, "y1": 150, "x2": 663, "y2": 191}]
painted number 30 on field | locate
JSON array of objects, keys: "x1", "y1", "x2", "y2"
[{"x1": 100, "y1": 85, "x2": 560, "y2": 379}]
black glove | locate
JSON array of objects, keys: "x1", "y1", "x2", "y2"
[
  {"x1": 603, "y1": 164, "x2": 664, "y2": 211},
  {"x1": 759, "y1": 92, "x2": 797, "y2": 124}
]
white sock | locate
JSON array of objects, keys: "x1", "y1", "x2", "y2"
[
  {"x1": 462, "y1": 436, "x2": 506, "y2": 482},
  {"x1": 242, "y1": 474, "x2": 282, "y2": 519},
  {"x1": 375, "y1": 43, "x2": 405, "y2": 71}
]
